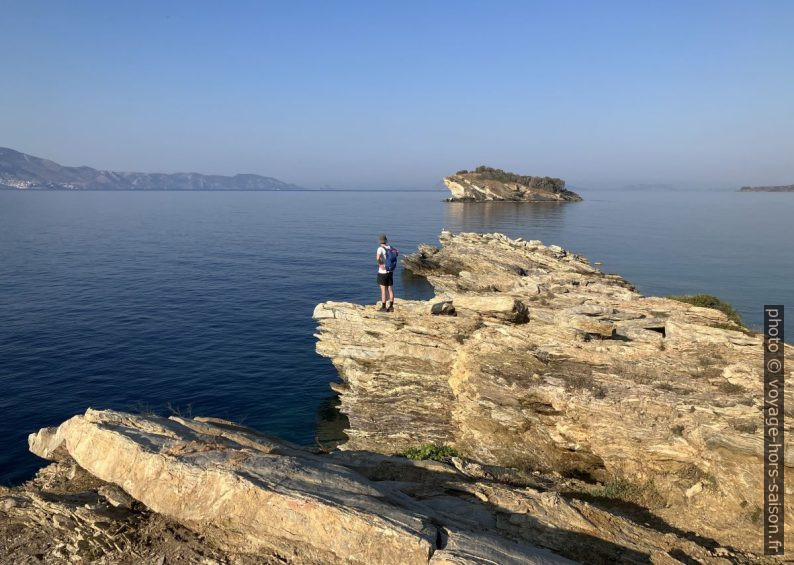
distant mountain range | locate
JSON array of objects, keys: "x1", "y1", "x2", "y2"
[{"x1": 0, "y1": 147, "x2": 301, "y2": 191}]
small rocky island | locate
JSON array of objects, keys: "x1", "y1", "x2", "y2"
[
  {"x1": 739, "y1": 184, "x2": 794, "y2": 192},
  {"x1": 444, "y1": 165, "x2": 582, "y2": 202},
  {"x1": 2, "y1": 232, "x2": 790, "y2": 563}
]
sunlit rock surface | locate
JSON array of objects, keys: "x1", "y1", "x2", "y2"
[
  {"x1": 443, "y1": 168, "x2": 581, "y2": 202},
  {"x1": 314, "y1": 231, "x2": 793, "y2": 554},
  {"x1": 1, "y1": 407, "x2": 769, "y2": 563},
  {"x1": 17, "y1": 409, "x2": 575, "y2": 564}
]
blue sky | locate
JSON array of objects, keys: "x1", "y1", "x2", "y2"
[{"x1": 1, "y1": 0, "x2": 792, "y2": 189}]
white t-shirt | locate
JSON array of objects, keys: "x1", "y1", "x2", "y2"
[{"x1": 377, "y1": 245, "x2": 392, "y2": 274}]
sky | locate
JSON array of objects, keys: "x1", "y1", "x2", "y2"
[{"x1": 1, "y1": 0, "x2": 793, "y2": 189}]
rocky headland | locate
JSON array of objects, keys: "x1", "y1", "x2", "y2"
[
  {"x1": 443, "y1": 166, "x2": 582, "y2": 202},
  {"x1": 2, "y1": 231, "x2": 789, "y2": 563},
  {"x1": 315, "y1": 231, "x2": 792, "y2": 557}
]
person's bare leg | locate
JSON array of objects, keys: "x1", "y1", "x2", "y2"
[
  {"x1": 380, "y1": 285, "x2": 387, "y2": 308},
  {"x1": 388, "y1": 286, "x2": 394, "y2": 302}
]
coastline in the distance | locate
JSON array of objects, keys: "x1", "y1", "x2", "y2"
[
  {"x1": 738, "y1": 184, "x2": 794, "y2": 192},
  {"x1": 0, "y1": 147, "x2": 301, "y2": 191}
]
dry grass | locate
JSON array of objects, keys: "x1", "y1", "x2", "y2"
[
  {"x1": 610, "y1": 361, "x2": 663, "y2": 385},
  {"x1": 655, "y1": 382, "x2": 693, "y2": 395},
  {"x1": 718, "y1": 381, "x2": 746, "y2": 395},
  {"x1": 687, "y1": 352, "x2": 726, "y2": 380},
  {"x1": 555, "y1": 365, "x2": 607, "y2": 398},
  {"x1": 679, "y1": 464, "x2": 718, "y2": 490},
  {"x1": 731, "y1": 421, "x2": 758, "y2": 434}
]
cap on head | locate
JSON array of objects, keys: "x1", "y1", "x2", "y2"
[{"x1": 378, "y1": 233, "x2": 388, "y2": 244}]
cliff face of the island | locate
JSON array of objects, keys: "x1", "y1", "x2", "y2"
[
  {"x1": 444, "y1": 166, "x2": 582, "y2": 202},
  {"x1": 739, "y1": 184, "x2": 794, "y2": 192},
  {"x1": 314, "y1": 231, "x2": 792, "y2": 555}
]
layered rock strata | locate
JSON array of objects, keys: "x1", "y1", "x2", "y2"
[
  {"x1": 3, "y1": 231, "x2": 789, "y2": 562},
  {"x1": 2, "y1": 408, "x2": 771, "y2": 563},
  {"x1": 18, "y1": 409, "x2": 574, "y2": 564},
  {"x1": 314, "y1": 231, "x2": 793, "y2": 554},
  {"x1": 443, "y1": 168, "x2": 581, "y2": 202}
]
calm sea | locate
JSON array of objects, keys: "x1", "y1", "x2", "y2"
[{"x1": 1, "y1": 189, "x2": 791, "y2": 484}]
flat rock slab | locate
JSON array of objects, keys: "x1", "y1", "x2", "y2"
[{"x1": 28, "y1": 409, "x2": 570, "y2": 564}]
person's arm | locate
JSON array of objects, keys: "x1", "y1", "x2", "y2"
[{"x1": 376, "y1": 248, "x2": 384, "y2": 267}]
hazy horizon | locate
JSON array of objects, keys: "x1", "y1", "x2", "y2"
[{"x1": 2, "y1": 0, "x2": 793, "y2": 190}]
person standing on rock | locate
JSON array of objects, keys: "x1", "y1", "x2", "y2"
[{"x1": 376, "y1": 234, "x2": 398, "y2": 312}]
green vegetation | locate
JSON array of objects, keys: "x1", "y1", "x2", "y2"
[
  {"x1": 399, "y1": 444, "x2": 460, "y2": 461},
  {"x1": 588, "y1": 478, "x2": 664, "y2": 507},
  {"x1": 667, "y1": 294, "x2": 745, "y2": 327},
  {"x1": 709, "y1": 322, "x2": 757, "y2": 337},
  {"x1": 590, "y1": 479, "x2": 640, "y2": 500},
  {"x1": 458, "y1": 165, "x2": 567, "y2": 194}
]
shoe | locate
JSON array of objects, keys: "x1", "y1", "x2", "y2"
[
  {"x1": 386, "y1": 302, "x2": 394, "y2": 312},
  {"x1": 378, "y1": 304, "x2": 388, "y2": 312}
]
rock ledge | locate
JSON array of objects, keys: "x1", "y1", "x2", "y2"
[{"x1": 314, "y1": 231, "x2": 793, "y2": 554}]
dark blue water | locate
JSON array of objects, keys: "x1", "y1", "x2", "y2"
[{"x1": 1, "y1": 189, "x2": 791, "y2": 484}]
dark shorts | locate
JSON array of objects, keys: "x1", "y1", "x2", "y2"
[{"x1": 377, "y1": 271, "x2": 394, "y2": 287}]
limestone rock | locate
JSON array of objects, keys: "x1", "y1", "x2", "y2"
[
  {"x1": 10, "y1": 408, "x2": 777, "y2": 563},
  {"x1": 24, "y1": 409, "x2": 578, "y2": 564},
  {"x1": 314, "y1": 231, "x2": 794, "y2": 554},
  {"x1": 27, "y1": 425, "x2": 69, "y2": 461},
  {"x1": 452, "y1": 294, "x2": 529, "y2": 323},
  {"x1": 28, "y1": 409, "x2": 438, "y2": 564},
  {"x1": 0, "y1": 459, "x2": 247, "y2": 564},
  {"x1": 443, "y1": 167, "x2": 582, "y2": 202}
]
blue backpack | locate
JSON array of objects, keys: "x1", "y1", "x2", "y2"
[{"x1": 382, "y1": 245, "x2": 399, "y2": 272}]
